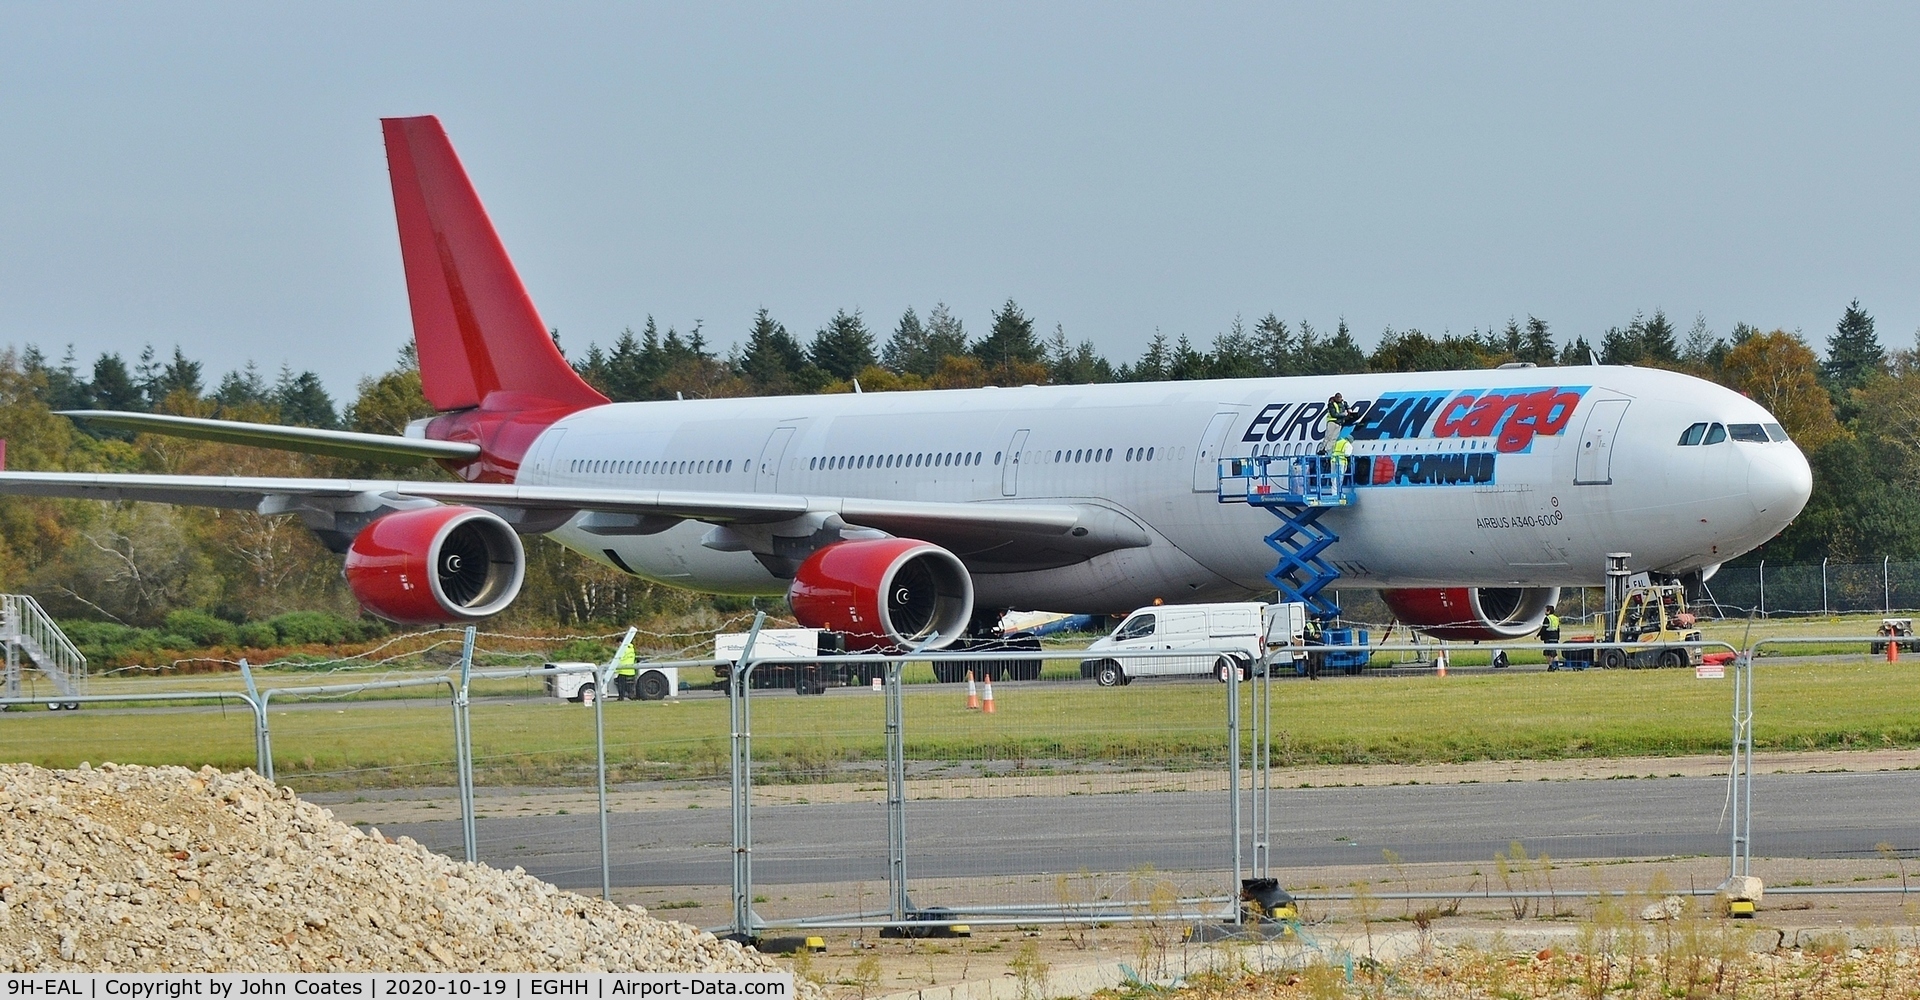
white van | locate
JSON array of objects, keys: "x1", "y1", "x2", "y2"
[{"x1": 1079, "y1": 602, "x2": 1306, "y2": 686}]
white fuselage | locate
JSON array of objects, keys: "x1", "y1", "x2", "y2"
[{"x1": 515, "y1": 365, "x2": 1811, "y2": 614}]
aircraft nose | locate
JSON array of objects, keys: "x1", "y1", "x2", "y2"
[{"x1": 1747, "y1": 443, "x2": 1813, "y2": 523}]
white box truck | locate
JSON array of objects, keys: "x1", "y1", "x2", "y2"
[
  {"x1": 713, "y1": 628, "x2": 857, "y2": 695},
  {"x1": 1078, "y1": 602, "x2": 1306, "y2": 687}
]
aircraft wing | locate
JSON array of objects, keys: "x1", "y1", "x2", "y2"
[
  {"x1": 0, "y1": 472, "x2": 1148, "y2": 567},
  {"x1": 56, "y1": 410, "x2": 480, "y2": 465}
]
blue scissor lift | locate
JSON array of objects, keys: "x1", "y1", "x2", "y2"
[{"x1": 1218, "y1": 455, "x2": 1370, "y2": 672}]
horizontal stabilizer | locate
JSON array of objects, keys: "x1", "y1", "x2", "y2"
[{"x1": 57, "y1": 411, "x2": 481, "y2": 465}]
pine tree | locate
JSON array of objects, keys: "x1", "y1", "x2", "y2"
[
  {"x1": 809, "y1": 309, "x2": 877, "y2": 380},
  {"x1": 1601, "y1": 323, "x2": 1641, "y2": 365},
  {"x1": 880, "y1": 307, "x2": 931, "y2": 375},
  {"x1": 90, "y1": 353, "x2": 142, "y2": 411},
  {"x1": 156, "y1": 347, "x2": 203, "y2": 406},
  {"x1": 1822, "y1": 299, "x2": 1886, "y2": 393},
  {"x1": 134, "y1": 344, "x2": 164, "y2": 408},
  {"x1": 1307, "y1": 319, "x2": 1367, "y2": 374},
  {"x1": 272, "y1": 367, "x2": 339, "y2": 428},
  {"x1": 736, "y1": 308, "x2": 809, "y2": 394},
  {"x1": 1502, "y1": 318, "x2": 1524, "y2": 358},
  {"x1": 1679, "y1": 313, "x2": 1728, "y2": 372},
  {"x1": 214, "y1": 362, "x2": 271, "y2": 409},
  {"x1": 1123, "y1": 333, "x2": 1172, "y2": 381},
  {"x1": 1253, "y1": 314, "x2": 1296, "y2": 375},
  {"x1": 972, "y1": 299, "x2": 1042, "y2": 367},
  {"x1": 1207, "y1": 316, "x2": 1265, "y2": 379},
  {"x1": 1045, "y1": 324, "x2": 1113, "y2": 384},
  {"x1": 1522, "y1": 317, "x2": 1555, "y2": 365},
  {"x1": 924, "y1": 303, "x2": 969, "y2": 365},
  {"x1": 1168, "y1": 335, "x2": 1208, "y2": 380},
  {"x1": 23, "y1": 345, "x2": 92, "y2": 410},
  {"x1": 1639, "y1": 309, "x2": 1679, "y2": 363}
]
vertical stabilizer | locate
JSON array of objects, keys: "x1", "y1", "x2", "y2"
[{"x1": 382, "y1": 116, "x2": 607, "y2": 412}]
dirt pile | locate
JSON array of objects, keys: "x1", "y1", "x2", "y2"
[{"x1": 0, "y1": 762, "x2": 808, "y2": 987}]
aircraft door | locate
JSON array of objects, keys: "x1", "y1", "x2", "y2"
[
  {"x1": 1191, "y1": 411, "x2": 1240, "y2": 491},
  {"x1": 1574, "y1": 399, "x2": 1630, "y2": 485},
  {"x1": 525, "y1": 429, "x2": 566, "y2": 482},
  {"x1": 1001, "y1": 429, "x2": 1030, "y2": 496},
  {"x1": 756, "y1": 426, "x2": 796, "y2": 493}
]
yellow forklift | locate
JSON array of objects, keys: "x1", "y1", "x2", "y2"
[{"x1": 1562, "y1": 557, "x2": 1705, "y2": 669}]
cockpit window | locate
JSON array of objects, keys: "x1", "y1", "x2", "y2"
[
  {"x1": 1728, "y1": 423, "x2": 1769, "y2": 443},
  {"x1": 1764, "y1": 422, "x2": 1789, "y2": 442},
  {"x1": 1678, "y1": 422, "x2": 1707, "y2": 446},
  {"x1": 1703, "y1": 423, "x2": 1727, "y2": 445}
]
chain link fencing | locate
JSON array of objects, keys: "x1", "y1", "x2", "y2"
[{"x1": 5, "y1": 619, "x2": 1917, "y2": 944}]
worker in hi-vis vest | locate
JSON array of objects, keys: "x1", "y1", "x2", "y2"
[
  {"x1": 1540, "y1": 605, "x2": 1562, "y2": 672},
  {"x1": 1321, "y1": 393, "x2": 1350, "y2": 453},
  {"x1": 613, "y1": 642, "x2": 638, "y2": 700},
  {"x1": 1329, "y1": 433, "x2": 1352, "y2": 486}
]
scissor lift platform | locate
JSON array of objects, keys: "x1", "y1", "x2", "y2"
[{"x1": 1218, "y1": 455, "x2": 1355, "y2": 619}]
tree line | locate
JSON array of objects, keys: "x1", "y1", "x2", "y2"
[{"x1": 0, "y1": 297, "x2": 1909, "y2": 655}]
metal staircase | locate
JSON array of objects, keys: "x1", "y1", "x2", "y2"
[
  {"x1": 1217, "y1": 455, "x2": 1356, "y2": 619},
  {"x1": 3, "y1": 594, "x2": 87, "y2": 707}
]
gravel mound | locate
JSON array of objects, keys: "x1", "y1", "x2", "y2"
[{"x1": 0, "y1": 762, "x2": 810, "y2": 987}]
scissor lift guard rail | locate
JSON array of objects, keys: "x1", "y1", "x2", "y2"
[{"x1": 1218, "y1": 455, "x2": 1355, "y2": 620}]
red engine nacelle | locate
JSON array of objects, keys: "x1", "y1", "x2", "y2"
[
  {"x1": 344, "y1": 506, "x2": 526, "y2": 624},
  {"x1": 1379, "y1": 586, "x2": 1561, "y2": 641},
  {"x1": 788, "y1": 539, "x2": 974, "y2": 652}
]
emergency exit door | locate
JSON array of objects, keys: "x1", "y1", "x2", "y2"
[{"x1": 756, "y1": 426, "x2": 795, "y2": 492}]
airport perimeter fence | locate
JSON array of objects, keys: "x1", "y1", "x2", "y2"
[
  {"x1": 1702, "y1": 558, "x2": 1920, "y2": 618},
  {"x1": 4, "y1": 625, "x2": 1918, "y2": 944}
]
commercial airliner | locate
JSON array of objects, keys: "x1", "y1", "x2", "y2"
[{"x1": 0, "y1": 117, "x2": 1813, "y2": 651}]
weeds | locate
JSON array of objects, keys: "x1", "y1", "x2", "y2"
[
  {"x1": 1879, "y1": 840, "x2": 1911, "y2": 893},
  {"x1": 1009, "y1": 939, "x2": 1049, "y2": 1000},
  {"x1": 1128, "y1": 866, "x2": 1180, "y2": 982}
]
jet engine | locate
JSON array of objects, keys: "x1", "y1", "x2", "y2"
[
  {"x1": 788, "y1": 539, "x2": 974, "y2": 652},
  {"x1": 344, "y1": 506, "x2": 526, "y2": 624},
  {"x1": 1378, "y1": 586, "x2": 1561, "y2": 641}
]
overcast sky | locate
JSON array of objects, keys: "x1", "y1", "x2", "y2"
[{"x1": 3, "y1": 3, "x2": 1916, "y2": 396}]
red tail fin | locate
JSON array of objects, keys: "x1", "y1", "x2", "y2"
[{"x1": 382, "y1": 116, "x2": 607, "y2": 412}]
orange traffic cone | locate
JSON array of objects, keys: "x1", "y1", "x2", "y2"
[
  {"x1": 1435, "y1": 650, "x2": 1448, "y2": 677},
  {"x1": 982, "y1": 676, "x2": 996, "y2": 714},
  {"x1": 966, "y1": 669, "x2": 980, "y2": 710},
  {"x1": 1889, "y1": 638, "x2": 1900, "y2": 664}
]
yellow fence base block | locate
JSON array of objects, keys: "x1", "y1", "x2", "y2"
[{"x1": 804, "y1": 936, "x2": 827, "y2": 952}]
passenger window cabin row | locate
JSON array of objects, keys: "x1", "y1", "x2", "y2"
[
  {"x1": 568, "y1": 442, "x2": 1174, "y2": 479},
  {"x1": 570, "y1": 458, "x2": 734, "y2": 475},
  {"x1": 810, "y1": 451, "x2": 983, "y2": 472}
]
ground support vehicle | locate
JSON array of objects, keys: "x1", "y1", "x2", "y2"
[
  {"x1": 714, "y1": 628, "x2": 852, "y2": 695},
  {"x1": 929, "y1": 633, "x2": 1045, "y2": 683},
  {"x1": 1315, "y1": 626, "x2": 1373, "y2": 675},
  {"x1": 1079, "y1": 602, "x2": 1307, "y2": 686},
  {"x1": 1871, "y1": 618, "x2": 1915, "y2": 655},
  {"x1": 1560, "y1": 583, "x2": 1704, "y2": 669},
  {"x1": 543, "y1": 661, "x2": 681, "y2": 703}
]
